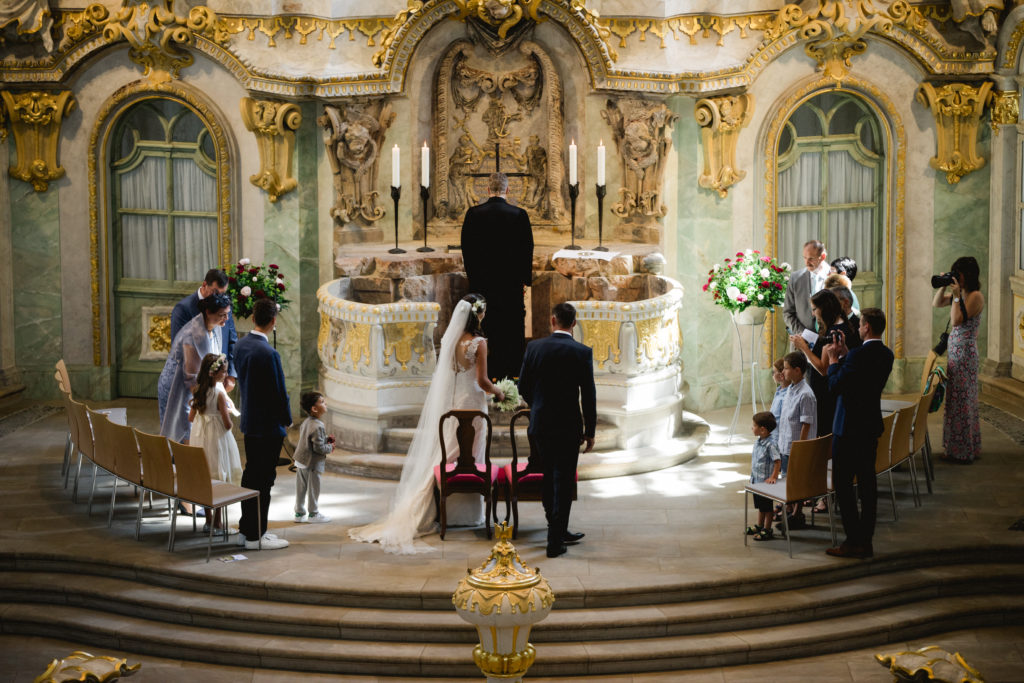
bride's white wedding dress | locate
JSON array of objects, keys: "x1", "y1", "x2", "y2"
[{"x1": 348, "y1": 300, "x2": 488, "y2": 554}]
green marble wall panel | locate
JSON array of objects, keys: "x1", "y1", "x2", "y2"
[
  {"x1": 297, "y1": 102, "x2": 322, "y2": 392},
  {"x1": 9, "y1": 170, "x2": 63, "y2": 399},
  {"x1": 931, "y1": 136, "x2": 991, "y2": 361}
]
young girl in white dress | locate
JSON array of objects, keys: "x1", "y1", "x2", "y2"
[
  {"x1": 189, "y1": 353, "x2": 243, "y2": 529},
  {"x1": 349, "y1": 294, "x2": 505, "y2": 554}
]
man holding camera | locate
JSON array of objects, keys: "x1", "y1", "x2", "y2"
[{"x1": 822, "y1": 308, "x2": 893, "y2": 559}]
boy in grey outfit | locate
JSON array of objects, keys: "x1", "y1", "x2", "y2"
[{"x1": 294, "y1": 391, "x2": 334, "y2": 523}]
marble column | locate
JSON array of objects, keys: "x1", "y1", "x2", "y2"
[{"x1": 0, "y1": 137, "x2": 24, "y2": 398}]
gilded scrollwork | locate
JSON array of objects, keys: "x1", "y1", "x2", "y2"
[
  {"x1": 341, "y1": 319, "x2": 372, "y2": 368},
  {"x1": 915, "y1": 80, "x2": 992, "y2": 184},
  {"x1": 604, "y1": 13, "x2": 775, "y2": 48},
  {"x1": 578, "y1": 319, "x2": 621, "y2": 369},
  {"x1": 452, "y1": 0, "x2": 543, "y2": 42},
  {"x1": 0, "y1": 89, "x2": 75, "y2": 191},
  {"x1": 218, "y1": 16, "x2": 390, "y2": 49},
  {"x1": 382, "y1": 321, "x2": 427, "y2": 371},
  {"x1": 320, "y1": 100, "x2": 395, "y2": 228},
  {"x1": 633, "y1": 309, "x2": 680, "y2": 366},
  {"x1": 695, "y1": 93, "x2": 753, "y2": 198},
  {"x1": 34, "y1": 650, "x2": 141, "y2": 682},
  {"x1": 147, "y1": 314, "x2": 171, "y2": 354},
  {"x1": 240, "y1": 97, "x2": 302, "y2": 202},
  {"x1": 989, "y1": 89, "x2": 1019, "y2": 130}
]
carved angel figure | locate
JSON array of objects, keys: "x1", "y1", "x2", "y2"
[
  {"x1": 447, "y1": 133, "x2": 480, "y2": 218},
  {"x1": 603, "y1": 98, "x2": 678, "y2": 221},
  {"x1": 0, "y1": 0, "x2": 54, "y2": 52},
  {"x1": 320, "y1": 102, "x2": 395, "y2": 225}
]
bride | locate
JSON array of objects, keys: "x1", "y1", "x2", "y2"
[{"x1": 348, "y1": 293, "x2": 505, "y2": 554}]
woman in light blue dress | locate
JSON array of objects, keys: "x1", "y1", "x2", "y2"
[{"x1": 157, "y1": 293, "x2": 232, "y2": 443}]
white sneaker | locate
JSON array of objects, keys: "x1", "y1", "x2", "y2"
[
  {"x1": 294, "y1": 513, "x2": 307, "y2": 523},
  {"x1": 305, "y1": 512, "x2": 331, "y2": 524},
  {"x1": 244, "y1": 534, "x2": 289, "y2": 550}
]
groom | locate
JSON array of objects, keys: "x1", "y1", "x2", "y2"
[{"x1": 518, "y1": 302, "x2": 596, "y2": 558}]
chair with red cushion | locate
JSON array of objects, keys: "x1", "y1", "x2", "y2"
[
  {"x1": 501, "y1": 408, "x2": 577, "y2": 539},
  {"x1": 433, "y1": 409, "x2": 496, "y2": 540}
]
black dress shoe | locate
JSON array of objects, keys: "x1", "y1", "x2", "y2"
[
  {"x1": 826, "y1": 542, "x2": 871, "y2": 559},
  {"x1": 563, "y1": 531, "x2": 585, "y2": 544},
  {"x1": 546, "y1": 545, "x2": 568, "y2": 558}
]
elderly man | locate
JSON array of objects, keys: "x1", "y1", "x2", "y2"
[{"x1": 783, "y1": 240, "x2": 830, "y2": 336}]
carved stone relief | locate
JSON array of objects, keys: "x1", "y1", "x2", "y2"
[
  {"x1": 915, "y1": 80, "x2": 992, "y2": 184},
  {"x1": 240, "y1": 97, "x2": 302, "y2": 202},
  {"x1": 319, "y1": 100, "x2": 395, "y2": 243},
  {"x1": 602, "y1": 97, "x2": 678, "y2": 243},
  {"x1": 0, "y1": 89, "x2": 75, "y2": 192},
  {"x1": 432, "y1": 38, "x2": 567, "y2": 237},
  {"x1": 695, "y1": 93, "x2": 753, "y2": 198}
]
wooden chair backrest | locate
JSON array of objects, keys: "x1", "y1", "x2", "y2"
[
  {"x1": 109, "y1": 420, "x2": 142, "y2": 485},
  {"x1": 55, "y1": 359, "x2": 71, "y2": 395},
  {"x1": 508, "y1": 408, "x2": 532, "y2": 477},
  {"x1": 784, "y1": 434, "x2": 832, "y2": 503},
  {"x1": 134, "y1": 429, "x2": 175, "y2": 496},
  {"x1": 69, "y1": 398, "x2": 95, "y2": 460},
  {"x1": 86, "y1": 408, "x2": 117, "y2": 471},
  {"x1": 168, "y1": 440, "x2": 213, "y2": 507},
  {"x1": 438, "y1": 409, "x2": 492, "y2": 477},
  {"x1": 874, "y1": 412, "x2": 897, "y2": 474},
  {"x1": 58, "y1": 384, "x2": 78, "y2": 445},
  {"x1": 890, "y1": 404, "x2": 916, "y2": 465},
  {"x1": 912, "y1": 385, "x2": 936, "y2": 453},
  {"x1": 920, "y1": 350, "x2": 938, "y2": 394}
]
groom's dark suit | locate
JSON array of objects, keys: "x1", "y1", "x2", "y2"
[
  {"x1": 518, "y1": 330, "x2": 596, "y2": 553},
  {"x1": 827, "y1": 338, "x2": 894, "y2": 550}
]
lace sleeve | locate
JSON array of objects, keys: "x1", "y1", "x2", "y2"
[{"x1": 465, "y1": 336, "x2": 483, "y2": 366}]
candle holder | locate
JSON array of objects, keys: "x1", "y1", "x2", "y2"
[
  {"x1": 416, "y1": 185, "x2": 434, "y2": 253},
  {"x1": 594, "y1": 183, "x2": 608, "y2": 251},
  {"x1": 565, "y1": 182, "x2": 580, "y2": 250},
  {"x1": 389, "y1": 185, "x2": 405, "y2": 255}
]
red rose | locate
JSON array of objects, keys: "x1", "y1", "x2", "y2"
[
  {"x1": 277, "y1": 283, "x2": 285, "y2": 291},
  {"x1": 761, "y1": 281, "x2": 769, "y2": 287},
  {"x1": 228, "y1": 277, "x2": 237, "y2": 284},
  {"x1": 736, "y1": 251, "x2": 744, "y2": 257},
  {"x1": 255, "y1": 289, "x2": 266, "y2": 298},
  {"x1": 754, "y1": 250, "x2": 760, "y2": 254},
  {"x1": 269, "y1": 264, "x2": 279, "y2": 270},
  {"x1": 249, "y1": 267, "x2": 259, "y2": 275},
  {"x1": 236, "y1": 266, "x2": 244, "y2": 274},
  {"x1": 702, "y1": 283, "x2": 709, "y2": 292},
  {"x1": 724, "y1": 258, "x2": 731, "y2": 263},
  {"x1": 775, "y1": 283, "x2": 783, "y2": 290}
]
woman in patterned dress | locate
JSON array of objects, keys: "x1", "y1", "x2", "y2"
[{"x1": 932, "y1": 256, "x2": 985, "y2": 463}]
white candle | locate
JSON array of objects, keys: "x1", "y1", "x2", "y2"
[
  {"x1": 421, "y1": 142, "x2": 430, "y2": 188},
  {"x1": 569, "y1": 139, "x2": 577, "y2": 185},
  {"x1": 597, "y1": 140, "x2": 605, "y2": 186},
  {"x1": 391, "y1": 144, "x2": 400, "y2": 187}
]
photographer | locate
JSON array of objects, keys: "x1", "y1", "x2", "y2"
[{"x1": 932, "y1": 256, "x2": 985, "y2": 464}]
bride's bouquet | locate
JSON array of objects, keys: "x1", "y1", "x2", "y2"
[{"x1": 492, "y1": 378, "x2": 521, "y2": 412}]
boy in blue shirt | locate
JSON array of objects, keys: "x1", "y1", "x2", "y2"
[{"x1": 747, "y1": 411, "x2": 782, "y2": 541}]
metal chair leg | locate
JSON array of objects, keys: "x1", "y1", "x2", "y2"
[
  {"x1": 87, "y1": 463, "x2": 99, "y2": 516},
  {"x1": 743, "y1": 493, "x2": 749, "y2": 548},
  {"x1": 61, "y1": 434, "x2": 72, "y2": 480},
  {"x1": 826, "y1": 493, "x2": 837, "y2": 547},
  {"x1": 136, "y1": 494, "x2": 144, "y2": 540},
  {"x1": 108, "y1": 478, "x2": 118, "y2": 527},
  {"x1": 169, "y1": 500, "x2": 178, "y2": 551},
  {"x1": 783, "y1": 510, "x2": 792, "y2": 558},
  {"x1": 908, "y1": 457, "x2": 921, "y2": 507},
  {"x1": 887, "y1": 470, "x2": 898, "y2": 520}
]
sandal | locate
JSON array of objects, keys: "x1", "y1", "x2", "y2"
[
  {"x1": 745, "y1": 525, "x2": 763, "y2": 536},
  {"x1": 753, "y1": 528, "x2": 774, "y2": 541}
]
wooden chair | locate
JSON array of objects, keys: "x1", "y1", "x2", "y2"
[
  {"x1": 873, "y1": 412, "x2": 898, "y2": 519},
  {"x1": 498, "y1": 408, "x2": 578, "y2": 539},
  {"x1": 910, "y1": 385, "x2": 937, "y2": 493},
  {"x1": 85, "y1": 407, "x2": 123, "y2": 518},
  {"x1": 67, "y1": 398, "x2": 95, "y2": 504},
  {"x1": 106, "y1": 419, "x2": 143, "y2": 533},
  {"x1": 55, "y1": 359, "x2": 71, "y2": 394},
  {"x1": 745, "y1": 434, "x2": 836, "y2": 558},
  {"x1": 884, "y1": 404, "x2": 921, "y2": 516},
  {"x1": 168, "y1": 440, "x2": 259, "y2": 561},
  {"x1": 56, "y1": 377, "x2": 77, "y2": 489},
  {"x1": 433, "y1": 410, "x2": 496, "y2": 540},
  {"x1": 135, "y1": 429, "x2": 179, "y2": 549}
]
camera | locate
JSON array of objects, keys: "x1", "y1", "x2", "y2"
[
  {"x1": 931, "y1": 272, "x2": 955, "y2": 288},
  {"x1": 826, "y1": 329, "x2": 843, "y2": 345}
]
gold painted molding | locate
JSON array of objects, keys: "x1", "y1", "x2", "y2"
[
  {"x1": 989, "y1": 89, "x2": 1019, "y2": 131},
  {"x1": 578, "y1": 319, "x2": 621, "y2": 369},
  {"x1": 604, "y1": 14, "x2": 774, "y2": 48},
  {"x1": 915, "y1": 81, "x2": 992, "y2": 184},
  {"x1": 0, "y1": 90, "x2": 75, "y2": 192},
  {"x1": 695, "y1": 93, "x2": 752, "y2": 198},
  {"x1": 218, "y1": 16, "x2": 390, "y2": 49},
  {"x1": 763, "y1": 75, "x2": 906, "y2": 360},
  {"x1": 89, "y1": 80, "x2": 233, "y2": 365},
  {"x1": 240, "y1": 97, "x2": 302, "y2": 202}
]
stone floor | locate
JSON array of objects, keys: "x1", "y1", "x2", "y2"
[{"x1": 1, "y1": 392, "x2": 1022, "y2": 681}]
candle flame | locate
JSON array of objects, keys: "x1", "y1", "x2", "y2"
[
  {"x1": 571, "y1": 139, "x2": 575, "y2": 145},
  {"x1": 423, "y1": 141, "x2": 428, "y2": 148}
]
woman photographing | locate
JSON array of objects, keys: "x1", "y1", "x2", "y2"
[{"x1": 932, "y1": 256, "x2": 985, "y2": 464}]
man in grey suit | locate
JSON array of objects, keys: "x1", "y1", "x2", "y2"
[{"x1": 783, "y1": 240, "x2": 830, "y2": 335}]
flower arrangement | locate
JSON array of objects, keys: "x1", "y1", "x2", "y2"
[
  {"x1": 226, "y1": 258, "x2": 290, "y2": 319},
  {"x1": 702, "y1": 249, "x2": 790, "y2": 314},
  {"x1": 491, "y1": 377, "x2": 521, "y2": 413}
]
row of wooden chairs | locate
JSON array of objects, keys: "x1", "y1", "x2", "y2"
[
  {"x1": 744, "y1": 384, "x2": 937, "y2": 558},
  {"x1": 54, "y1": 360, "x2": 259, "y2": 561},
  {"x1": 433, "y1": 408, "x2": 577, "y2": 540}
]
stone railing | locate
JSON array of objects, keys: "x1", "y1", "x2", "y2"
[{"x1": 317, "y1": 278, "x2": 439, "y2": 450}]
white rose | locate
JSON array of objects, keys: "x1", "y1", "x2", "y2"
[
  {"x1": 276, "y1": 277, "x2": 284, "y2": 286},
  {"x1": 239, "y1": 258, "x2": 250, "y2": 266},
  {"x1": 758, "y1": 294, "x2": 764, "y2": 301},
  {"x1": 761, "y1": 268, "x2": 770, "y2": 278},
  {"x1": 745, "y1": 248, "x2": 753, "y2": 255},
  {"x1": 713, "y1": 264, "x2": 720, "y2": 272},
  {"x1": 240, "y1": 286, "x2": 252, "y2": 297},
  {"x1": 276, "y1": 303, "x2": 281, "y2": 311},
  {"x1": 726, "y1": 286, "x2": 740, "y2": 301},
  {"x1": 728, "y1": 276, "x2": 736, "y2": 284},
  {"x1": 781, "y1": 262, "x2": 791, "y2": 270}
]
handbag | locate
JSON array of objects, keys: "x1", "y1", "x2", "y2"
[{"x1": 924, "y1": 365, "x2": 947, "y2": 413}]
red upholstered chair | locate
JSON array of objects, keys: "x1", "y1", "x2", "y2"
[
  {"x1": 501, "y1": 408, "x2": 577, "y2": 539},
  {"x1": 433, "y1": 410, "x2": 496, "y2": 540}
]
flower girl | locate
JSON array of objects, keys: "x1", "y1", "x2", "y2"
[{"x1": 189, "y1": 353, "x2": 243, "y2": 530}]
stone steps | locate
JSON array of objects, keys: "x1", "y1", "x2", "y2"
[{"x1": 1, "y1": 556, "x2": 1022, "y2": 676}]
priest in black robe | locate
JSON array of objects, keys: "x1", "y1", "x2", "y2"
[{"x1": 461, "y1": 172, "x2": 534, "y2": 381}]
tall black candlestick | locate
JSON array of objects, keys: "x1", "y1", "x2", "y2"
[
  {"x1": 594, "y1": 184, "x2": 608, "y2": 251},
  {"x1": 565, "y1": 182, "x2": 580, "y2": 250},
  {"x1": 416, "y1": 185, "x2": 434, "y2": 252},
  {"x1": 389, "y1": 185, "x2": 405, "y2": 254}
]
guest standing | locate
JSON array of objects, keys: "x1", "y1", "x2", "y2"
[
  {"x1": 518, "y1": 303, "x2": 596, "y2": 558},
  {"x1": 157, "y1": 293, "x2": 232, "y2": 443},
  {"x1": 461, "y1": 172, "x2": 534, "y2": 381},
  {"x1": 171, "y1": 268, "x2": 237, "y2": 392},
  {"x1": 235, "y1": 298, "x2": 292, "y2": 550},
  {"x1": 823, "y1": 308, "x2": 894, "y2": 559},
  {"x1": 783, "y1": 240, "x2": 830, "y2": 336},
  {"x1": 293, "y1": 391, "x2": 334, "y2": 525},
  {"x1": 932, "y1": 256, "x2": 985, "y2": 463}
]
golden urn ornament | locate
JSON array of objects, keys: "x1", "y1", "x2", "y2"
[{"x1": 452, "y1": 523, "x2": 555, "y2": 682}]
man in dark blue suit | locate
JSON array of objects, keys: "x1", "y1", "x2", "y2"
[
  {"x1": 461, "y1": 172, "x2": 534, "y2": 382},
  {"x1": 234, "y1": 298, "x2": 292, "y2": 551},
  {"x1": 519, "y1": 303, "x2": 597, "y2": 558},
  {"x1": 171, "y1": 268, "x2": 238, "y2": 391},
  {"x1": 823, "y1": 307, "x2": 894, "y2": 559}
]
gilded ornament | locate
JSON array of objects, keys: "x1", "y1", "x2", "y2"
[
  {"x1": 382, "y1": 321, "x2": 427, "y2": 370},
  {"x1": 217, "y1": 16, "x2": 390, "y2": 50},
  {"x1": 875, "y1": 645, "x2": 983, "y2": 683},
  {"x1": 695, "y1": 93, "x2": 752, "y2": 198},
  {"x1": 240, "y1": 97, "x2": 302, "y2": 202},
  {"x1": 989, "y1": 89, "x2": 1019, "y2": 131},
  {"x1": 578, "y1": 319, "x2": 621, "y2": 369},
  {"x1": 341, "y1": 319, "x2": 372, "y2": 367},
  {"x1": 147, "y1": 314, "x2": 171, "y2": 353},
  {"x1": 33, "y1": 650, "x2": 140, "y2": 683},
  {"x1": 915, "y1": 80, "x2": 991, "y2": 184},
  {"x1": 451, "y1": 0, "x2": 543, "y2": 41},
  {"x1": 321, "y1": 101, "x2": 394, "y2": 230},
  {"x1": 57, "y1": 4, "x2": 110, "y2": 51},
  {"x1": 1, "y1": 89, "x2": 75, "y2": 191},
  {"x1": 603, "y1": 13, "x2": 775, "y2": 49}
]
